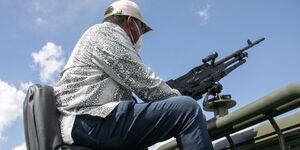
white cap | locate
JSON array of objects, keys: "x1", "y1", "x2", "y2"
[{"x1": 104, "y1": 0, "x2": 152, "y2": 33}]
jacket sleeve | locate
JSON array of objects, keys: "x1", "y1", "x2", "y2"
[{"x1": 90, "y1": 27, "x2": 181, "y2": 101}]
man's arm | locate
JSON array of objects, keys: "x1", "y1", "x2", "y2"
[{"x1": 91, "y1": 27, "x2": 180, "y2": 101}]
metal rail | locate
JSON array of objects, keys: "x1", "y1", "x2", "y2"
[
  {"x1": 207, "y1": 82, "x2": 300, "y2": 140},
  {"x1": 157, "y1": 82, "x2": 300, "y2": 150}
]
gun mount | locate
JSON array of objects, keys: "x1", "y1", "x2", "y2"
[{"x1": 202, "y1": 82, "x2": 236, "y2": 118}]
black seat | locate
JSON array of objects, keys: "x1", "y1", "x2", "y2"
[{"x1": 23, "y1": 84, "x2": 92, "y2": 150}]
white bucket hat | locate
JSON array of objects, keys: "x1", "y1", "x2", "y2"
[{"x1": 104, "y1": 0, "x2": 152, "y2": 33}]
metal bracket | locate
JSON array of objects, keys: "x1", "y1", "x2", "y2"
[
  {"x1": 268, "y1": 116, "x2": 287, "y2": 150},
  {"x1": 225, "y1": 134, "x2": 237, "y2": 150}
]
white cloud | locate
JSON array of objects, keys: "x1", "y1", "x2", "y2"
[
  {"x1": 12, "y1": 142, "x2": 27, "y2": 150},
  {"x1": 0, "y1": 80, "x2": 25, "y2": 141},
  {"x1": 196, "y1": 4, "x2": 211, "y2": 24},
  {"x1": 19, "y1": 82, "x2": 33, "y2": 92},
  {"x1": 32, "y1": 42, "x2": 65, "y2": 84},
  {"x1": 34, "y1": 17, "x2": 48, "y2": 26},
  {"x1": 27, "y1": 0, "x2": 108, "y2": 28},
  {"x1": 31, "y1": 2, "x2": 48, "y2": 14}
]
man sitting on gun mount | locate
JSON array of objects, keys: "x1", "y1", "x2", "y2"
[{"x1": 53, "y1": 0, "x2": 213, "y2": 149}]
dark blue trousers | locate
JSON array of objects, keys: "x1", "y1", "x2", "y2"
[{"x1": 71, "y1": 96, "x2": 213, "y2": 150}]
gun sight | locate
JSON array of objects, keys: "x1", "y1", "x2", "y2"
[{"x1": 202, "y1": 52, "x2": 218, "y2": 65}]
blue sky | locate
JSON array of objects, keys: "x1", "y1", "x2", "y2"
[{"x1": 0, "y1": 0, "x2": 299, "y2": 149}]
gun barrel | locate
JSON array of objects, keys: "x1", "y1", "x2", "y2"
[{"x1": 215, "y1": 38, "x2": 265, "y2": 66}]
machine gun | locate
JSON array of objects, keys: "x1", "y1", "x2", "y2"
[{"x1": 167, "y1": 38, "x2": 265, "y2": 102}]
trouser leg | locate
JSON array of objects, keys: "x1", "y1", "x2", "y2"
[
  {"x1": 175, "y1": 100, "x2": 213, "y2": 150},
  {"x1": 71, "y1": 96, "x2": 213, "y2": 150}
]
